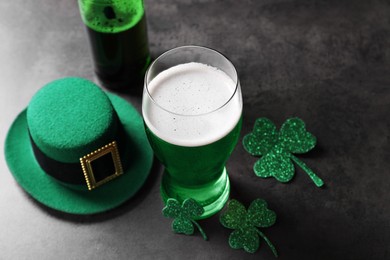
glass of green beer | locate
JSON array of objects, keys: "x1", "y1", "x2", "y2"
[{"x1": 142, "y1": 46, "x2": 243, "y2": 218}]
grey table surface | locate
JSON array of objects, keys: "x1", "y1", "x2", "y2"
[{"x1": 0, "y1": 0, "x2": 389, "y2": 259}]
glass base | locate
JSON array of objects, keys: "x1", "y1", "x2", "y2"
[{"x1": 161, "y1": 167, "x2": 230, "y2": 219}]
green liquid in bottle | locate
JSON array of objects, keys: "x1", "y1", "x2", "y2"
[{"x1": 79, "y1": 0, "x2": 150, "y2": 90}]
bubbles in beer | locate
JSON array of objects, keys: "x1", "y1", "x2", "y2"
[{"x1": 80, "y1": 0, "x2": 144, "y2": 33}]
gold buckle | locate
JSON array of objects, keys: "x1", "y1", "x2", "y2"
[{"x1": 80, "y1": 141, "x2": 123, "y2": 191}]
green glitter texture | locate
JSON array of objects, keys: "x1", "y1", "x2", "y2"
[
  {"x1": 78, "y1": 0, "x2": 144, "y2": 33},
  {"x1": 243, "y1": 117, "x2": 324, "y2": 187},
  {"x1": 220, "y1": 199, "x2": 278, "y2": 256},
  {"x1": 162, "y1": 198, "x2": 208, "y2": 240}
]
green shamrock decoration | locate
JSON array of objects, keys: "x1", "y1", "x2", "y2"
[
  {"x1": 220, "y1": 199, "x2": 278, "y2": 257},
  {"x1": 243, "y1": 117, "x2": 324, "y2": 187},
  {"x1": 162, "y1": 198, "x2": 208, "y2": 240}
]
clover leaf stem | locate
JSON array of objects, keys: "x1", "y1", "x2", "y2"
[
  {"x1": 256, "y1": 229, "x2": 278, "y2": 257},
  {"x1": 191, "y1": 220, "x2": 208, "y2": 241},
  {"x1": 290, "y1": 154, "x2": 324, "y2": 187}
]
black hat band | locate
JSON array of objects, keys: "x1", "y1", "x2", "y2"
[{"x1": 29, "y1": 122, "x2": 126, "y2": 189}]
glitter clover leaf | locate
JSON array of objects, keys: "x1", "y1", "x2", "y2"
[
  {"x1": 243, "y1": 117, "x2": 324, "y2": 187},
  {"x1": 220, "y1": 199, "x2": 278, "y2": 256},
  {"x1": 162, "y1": 198, "x2": 208, "y2": 240}
]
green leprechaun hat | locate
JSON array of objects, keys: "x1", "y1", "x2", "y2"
[{"x1": 4, "y1": 77, "x2": 153, "y2": 214}]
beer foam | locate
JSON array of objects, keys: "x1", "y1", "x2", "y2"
[{"x1": 143, "y1": 62, "x2": 242, "y2": 147}]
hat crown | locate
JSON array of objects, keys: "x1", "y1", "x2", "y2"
[{"x1": 27, "y1": 77, "x2": 118, "y2": 163}]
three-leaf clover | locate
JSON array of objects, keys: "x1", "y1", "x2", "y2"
[
  {"x1": 220, "y1": 199, "x2": 278, "y2": 257},
  {"x1": 243, "y1": 117, "x2": 324, "y2": 187},
  {"x1": 162, "y1": 198, "x2": 208, "y2": 240}
]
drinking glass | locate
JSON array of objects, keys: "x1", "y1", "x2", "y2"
[{"x1": 142, "y1": 46, "x2": 242, "y2": 218}]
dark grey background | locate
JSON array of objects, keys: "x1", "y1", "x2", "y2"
[{"x1": 0, "y1": 0, "x2": 389, "y2": 259}]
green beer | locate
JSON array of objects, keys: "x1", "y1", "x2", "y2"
[
  {"x1": 145, "y1": 117, "x2": 242, "y2": 215},
  {"x1": 78, "y1": 0, "x2": 150, "y2": 90},
  {"x1": 142, "y1": 46, "x2": 243, "y2": 218}
]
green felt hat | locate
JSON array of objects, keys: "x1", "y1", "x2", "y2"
[{"x1": 4, "y1": 77, "x2": 153, "y2": 214}]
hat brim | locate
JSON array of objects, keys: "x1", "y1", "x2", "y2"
[{"x1": 4, "y1": 92, "x2": 153, "y2": 215}]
